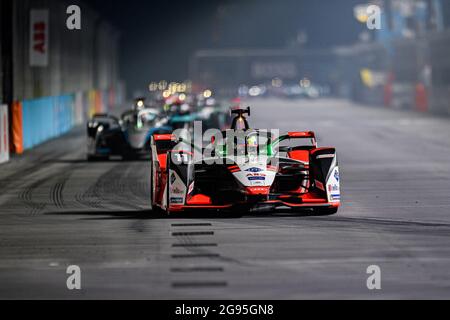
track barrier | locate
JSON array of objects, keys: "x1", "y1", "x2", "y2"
[
  {"x1": 9, "y1": 88, "x2": 122, "y2": 154},
  {"x1": 0, "y1": 105, "x2": 9, "y2": 163}
]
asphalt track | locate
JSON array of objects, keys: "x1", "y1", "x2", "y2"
[{"x1": 1, "y1": 98, "x2": 450, "y2": 299}]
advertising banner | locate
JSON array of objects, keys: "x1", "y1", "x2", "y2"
[{"x1": 29, "y1": 9, "x2": 49, "y2": 67}]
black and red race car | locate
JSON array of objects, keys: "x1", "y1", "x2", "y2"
[{"x1": 150, "y1": 108, "x2": 340, "y2": 215}]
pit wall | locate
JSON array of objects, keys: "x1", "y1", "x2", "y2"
[{"x1": 10, "y1": 87, "x2": 123, "y2": 154}]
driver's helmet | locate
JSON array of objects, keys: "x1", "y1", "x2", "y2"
[{"x1": 247, "y1": 135, "x2": 258, "y2": 148}]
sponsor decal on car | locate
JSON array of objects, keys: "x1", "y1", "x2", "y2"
[
  {"x1": 331, "y1": 194, "x2": 341, "y2": 200},
  {"x1": 170, "y1": 173, "x2": 176, "y2": 185},
  {"x1": 245, "y1": 167, "x2": 263, "y2": 173},
  {"x1": 172, "y1": 186, "x2": 184, "y2": 194},
  {"x1": 334, "y1": 170, "x2": 340, "y2": 182},
  {"x1": 170, "y1": 197, "x2": 184, "y2": 204},
  {"x1": 188, "y1": 182, "x2": 195, "y2": 195},
  {"x1": 248, "y1": 176, "x2": 266, "y2": 181},
  {"x1": 247, "y1": 172, "x2": 266, "y2": 181},
  {"x1": 328, "y1": 184, "x2": 339, "y2": 192}
]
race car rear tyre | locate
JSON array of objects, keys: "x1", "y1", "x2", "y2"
[
  {"x1": 150, "y1": 165, "x2": 154, "y2": 207},
  {"x1": 149, "y1": 164, "x2": 164, "y2": 215}
]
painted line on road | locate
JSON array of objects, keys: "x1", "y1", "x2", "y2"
[
  {"x1": 171, "y1": 253, "x2": 221, "y2": 259},
  {"x1": 172, "y1": 281, "x2": 227, "y2": 288},
  {"x1": 172, "y1": 243, "x2": 218, "y2": 248},
  {"x1": 172, "y1": 231, "x2": 214, "y2": 236},
  {"x1": 171, "y1": 267, "x2": 224, "y2": 273},
  {"x1": 171, "y1": 223, "x2": 212, "y2": 227}
]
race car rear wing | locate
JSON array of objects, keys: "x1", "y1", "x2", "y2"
[
  {"x1": 87, "y1": 114, "x2": 120, "y2": 137},
  {"x1": 230, "y1": 107, "x2": 251, "y2": 130},
  {"x1": 91, "y1": 113, "x2": 119, "y2": 122},
  {"x1": 287, "y1": 131, "x2": 315, "y2": 139},
  {"x1": 153, "y1": 134, "x2": 176, "y2": 141},
  {"x1": 273, "y1": 132, "x2": 318, "y2": 150}
]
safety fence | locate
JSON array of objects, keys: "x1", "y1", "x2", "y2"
[
  {"x1": 338, "y1": 33, "x2": 450, "y2": 117},
  {"x1": 9, "y1": 87, "x2": 123, "y2": 155},
  {"x1": 0, "y1": 105, "x2": 9, "y2": 164}
]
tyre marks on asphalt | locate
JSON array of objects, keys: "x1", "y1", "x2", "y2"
[
  {"x1": 75, "y1": 185, "x2": 105, "y2": 209},
  {"x1": 73, "y1": 163, "x2": 149, "y2": 211},
  {"x1": 0, "y1": 150, "x2": 68, "y2": 194},
  {"x1": 3, "y1": 156, "x2": 88, "y2": 215},
  {"x1": 74, "y1": 164, "x2": 120, "y2": 210},
  {"x1": 18, "y1": 178, "x2": 48, "y2": 215},
  {"x1": 170, "y1": 222, "x2": 227, "y2": 289},
  {"x1": 51, "y1": 180, "x2": 67, "y2": 209},
  {"x1": 4, "y1": 149, "x2": 151, "y2": 215},
  {"x1": 16, "y1": 168, "x2": 73, "y2": 215}
]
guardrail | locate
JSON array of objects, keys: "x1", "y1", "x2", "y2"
[{"x1": 0, "y1": 105, "x2": 9, "y2": 164}]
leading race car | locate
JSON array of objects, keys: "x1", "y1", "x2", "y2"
[{"x1": 150, "y1": 107, "x2": 340, "y2": 216}]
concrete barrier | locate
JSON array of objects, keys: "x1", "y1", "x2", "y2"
[
  {"x1": 10, "y1": 88, "x2": 121, "y2": 154},
  {"x1": 0, "y1": 105, "x2": 9, "y2": 164},
  {"x1": 21, "y1": 95, "x2": 75, "y2": 150}
]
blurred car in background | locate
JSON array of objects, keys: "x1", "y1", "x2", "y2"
[
  {"x1": 195, "y1": 96, "x2": 231, "y2": 132},
  {"x1": 87, "y1": 98, "x2": 172, "y2": 160},
  {"x1": 238, "y1": 79, "x2": 330, "y2": 100}
]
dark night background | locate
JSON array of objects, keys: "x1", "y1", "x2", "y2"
[{"x1": 89, "y1": 0, "x2": 364, "y2": 94}]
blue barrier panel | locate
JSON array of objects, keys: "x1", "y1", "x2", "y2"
[{"x1": 22, "y1": 95, "x2": 75, "y2": 150}]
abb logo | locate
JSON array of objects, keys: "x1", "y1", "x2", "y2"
[
  {"x1": 32, "y1": 22, "x2": 46, "y2": 54},
  {"x1": 29, "y1": 10, "x2": 49, "y2": 67}
]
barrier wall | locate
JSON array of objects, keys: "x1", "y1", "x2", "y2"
[
  {"x1": 10, "y1": 87, "x2": 122, "y2": 153},
  {"x1": 0, "y1": 105, "x2": 9, "y2": 164},
  {"x1": 21, "y1": 95, "x2": 75, "y2": 150}
]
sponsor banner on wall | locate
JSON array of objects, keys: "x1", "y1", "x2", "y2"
[
  {"x1": 0, "y1": 105, "x2": 9, "y2": 164},
  {"x1": 29, "y1": 9, "x2": 49, "y2": 67}
]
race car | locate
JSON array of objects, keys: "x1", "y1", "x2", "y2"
[
  {"x1": 87, "y1": 99, "x2": 173, "y2": 160},
  {"x1": 150, "y1": 107, "x2": 341, "y2": 216}
]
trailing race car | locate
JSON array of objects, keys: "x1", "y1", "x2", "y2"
[
  {"x1": 87, "y1": 99, "x2": 173, "y2": 160},
  {"x1": 150, "y1": 107, "x2": 340, "y2": 216}
]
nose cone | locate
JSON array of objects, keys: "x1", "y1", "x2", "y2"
[{"x1": 246, "y1": 186, "x2": 270, "y2": 196}]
